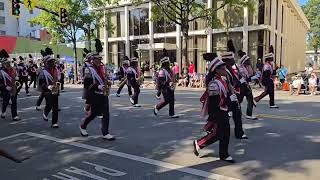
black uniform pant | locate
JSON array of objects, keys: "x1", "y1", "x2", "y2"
[
  {"x1": 239, "y1": 84, "x2": 254, "y2": 116},
  {"x1": 44, "y1": 93, "x2": 59, "y2": 125},
  {"x1": 156, "y1": 88, "x2": 175, "y2": 116},
  {"x1": 2, "y1": 91, "x2": 17, "y2": 118},
  {"x1": 60, "y1": 73, "x2": 65, "y2": 91},
  {"x1": 116, "y1": 80, "x2": 132, "y2": 96},
  {"x1": 36, "y1": 92, "x2": 45, "y2": 106},
  {"x1": 231, "y1": 98, "x2": 245, "y2": 139},
  {"x1": 29, "y1": 75, "x2": 37, "y2": 88},
  {"x1": 197, "y1": 112, "x2": 230, "y2": 159},
  {"x1": 255, "y1": 79, "x2": 275, "y2": 106},
  {"x1": 81, "y1": 95, "x2": 110, "y2": 136},
  {"x1": 18, "y1": 76, "x2": 29, "y2": 94},
  {"x1": 131, "y1": 81, "x2": 140, "y2": 104}
]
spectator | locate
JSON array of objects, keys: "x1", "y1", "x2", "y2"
[
  {"x1": 256, "y1": 58, "x2": 263, "y2": 72},
  {"x1": 290, "y1": 74, "x2": 304, "y2": 95},
  {"x1": 278, "y1": 65, "x2": 288, "y2": 84},
  {"x1": 251, "y1": 68, "x2": 262, "y2": 87},
  {"x1": 305, "y1": 63, "x2": 313, "y2": 79},
  {"x1": 188, "y1": 62, "x2": 195, "y2": 75},
  {"x1": 308, "y1": 73, "x2": 317, "y2": 96},
  {"x1": 274, "y1": 76, "x2": 281, "y2": 91},
  {"x1": 172, "y1": 62, "x2": 180, "y2": 81},
  {"x1": 68, "y1": 66, "x2": 74, "y2": 84}
]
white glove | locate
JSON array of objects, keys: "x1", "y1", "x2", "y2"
[
  {"x1": 98, "y1": 85, "x2": 105, "y2": 90},
  {"x1": 240, "y1": 78, "x2": 246, "y2": 84},
  {"x1": 230, "y1": 94, "x2": 238, "y2": 102},
  {"x1": 6, "y1": 86, "x2": 12, "y2": 91},
  {"x1": 15, "y1": 77, "x2": 19, "y2": 81},
  {"x1": 48, "y1": 85, "x2": 53, "y2": 90}
]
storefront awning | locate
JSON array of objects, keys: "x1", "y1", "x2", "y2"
[{"x1": 137, "y1": 43, "x2": 176, "y2": 50}]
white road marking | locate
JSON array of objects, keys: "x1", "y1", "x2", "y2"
[{"x1": 0, "y1": 132, "x2": 239, "y2": 180}]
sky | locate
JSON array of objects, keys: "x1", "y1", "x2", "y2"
[{"x1": 299, "y1": 0, "x2": 308, "y2": 5}]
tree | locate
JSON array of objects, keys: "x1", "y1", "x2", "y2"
[
  {"x1": 132, "y1": 0, "x2": 253, "y2": 70},
  {"x1": 302, "y1": 0, "x2": 320, "y2": 64},
  {"x1": 29, "y1": 0, "x2": 106, "y2": 81}
]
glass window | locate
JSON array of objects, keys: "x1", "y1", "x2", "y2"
[
  {"x1": 0, "y1": 2, "x2": 4, "y2": 10},
  {"x1": 0, "y1": 16, "x2": 5, "y2": 24},
  {"x1": 0, "y1": 30, "x2": 5, "y2": 35},
  {"x1": 140, "y1": 9, "x2": 149, "y2": 35}
]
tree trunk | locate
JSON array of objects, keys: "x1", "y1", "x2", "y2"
[
  {"x1": 72, "y1": 27, "x2": 78, "y2": 83},
  {"x1": 314, "y1": 47, "x2": 318, "y2": 67},
  {"x1": 87, "y1": 26, "x2": 92, "y2": 51},
  {"x1": 182, "y1": 29, "x2": 189, "y2": 72}
]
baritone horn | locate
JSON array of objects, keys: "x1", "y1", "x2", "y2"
[
  {"x1": 104, "y1": 80, "x2": 111, "y2": 96},
  {"x1": 52, "y1": 81, "x2": 61, "y2": 95},
  {"x1": 12, "y1": 81, "x2": 22, "y2": 95},
  {"x1": 117, "y1": 78, "x2": 127, "y2": 87}
]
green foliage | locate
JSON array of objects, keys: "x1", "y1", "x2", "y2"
[{"x1": 302, "y1": 0, "x2": 320, "y2": 50}]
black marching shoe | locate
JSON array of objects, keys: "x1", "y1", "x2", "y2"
[
  {"x1": 51, "y1": 124, "x2": 59, "y2": 128},
  {"x1": 1, "y1": 112, "x2": 5, "y2": 119},
  {"x1": 193, "y1": 140, "x2": 200, "y2": 157},
  {"x1": 220, "y1": 156, "x2": 235, "y2": 163},
  {"x1": 43, "y1": 113, "x2": 48, "y2": 121},
  {"x1": 238, "y1": 134, "x2": 248, "y2": 140}
]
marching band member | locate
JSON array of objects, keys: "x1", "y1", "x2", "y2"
[
  {"x1": 221, "y1": 51, "x2": 248, "y2": 139},
  {"x1": 79, "y1": 52, "x2": 115, "y2": 140},
  {"x1": 254, "y1": 52, "x2": 279, "y2": 108},
  {"x1": 0, "y1": 49, "x2": 20, "y2": 121},
  {"x1": 193, "y1": 57, "x2": 234, "y2": 163},
  {"x1": 28, "y1": 55, "x2": 38, "y2": 89},
  {"x1": 17, "y1": 56, "x2": 30, "y2": 96},
  {"x1": 116, "y1": 57, "x2": 132, "y2": 97},
  {"x1": 38, "y1": 55, "x2": 60, "y2": 128},
  {"x1": 127, "y1": 57, "x2": 141, "y2": 107},
  {"x1": 237, "y1": 51, "x2": 257, "y2": 119},
  {"x1": 153, "y1": 57, "x2": 179, "y2": 118},
  {"x1": 56, "y1": 55, "x2": 65, "y2": 92}
]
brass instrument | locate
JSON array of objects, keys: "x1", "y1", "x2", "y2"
[
  {"x1": 117, "y1": 78, "x2": 127, "y2": 87},
  {"x1": 11, "y1": 81, "x2": 21, "y2": 95},
  {"x1": 51, "y1": 82, "x2": 61, "y2": 95},
  {"x1": 103, "y1": 67, "x2": 112, "y2": 96},
  {"x1": 137, "y1": 75, "x2": 144, "y2": 86}
]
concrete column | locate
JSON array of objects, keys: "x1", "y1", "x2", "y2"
[
  {"x1": 103, "y1": 10, "x2": 109, "y2": 64},
  {"x1": 124, "y1": 6, "x2": 130, "y2": 57},
  {"x1": 207, "y1": 0, "x2": 213, "y2": 53},
  {"x1": 270, "y1": 0, "x2": 276, "y2": 47},
  {"x1": 243, "y1": 5, "x2": 249, "y2": 54},
  {"x1": 176, "y1": 24, "x2": 182, "y2": 73},
  {"x1": 148, "y1": 2, "x2": 154, "y2": 76}
]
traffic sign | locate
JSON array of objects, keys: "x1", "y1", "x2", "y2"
[{"x1": 24, "y1": 0, "x2": 36, "y2": 11}]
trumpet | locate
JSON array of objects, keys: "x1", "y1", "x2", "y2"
[{"x1": 52, "y1": 82, "x2": 61, "y2": 95}]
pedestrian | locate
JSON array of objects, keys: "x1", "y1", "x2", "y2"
[
  {"x1": 153, "y1": 57, "x2": 179, "y2": 118},
  {"x1": 38, "y1": 54, "x2": 61, "y2": 128},
  {"x1": 308, "y1": 73, "x2": 317, "y2": 96},
  {"x1": 27, "y1": 54, "x2": 38, "y2": 88},
  {"x1": 237, "y1": 51, "x2": 257, "y2": 120},
  {"x1": 116, "y1": 56, "x2": 132, "y2": 97},
  {"x1": 127, "y1": 57, "x2": 141, "y2": 107},
  {"x1": 254, "y1": 50, "x2": 279, "y2": 108},
  {"x1": 278, "y1": 65, "x2": 288, "y2": 84},
  {"x1": 17, "y1": 56, "x2": 30, "y2": 96},
  {"x1": 0, "y1": 49, "x2": 20, "y2": 121},
  {"x1": 193, "y1": 56, "x2": 234, "y2": 163},
  {"x1": 79, "y1": 52, "x2": 115, "y2": 140},
  {"x1": 56, "y1": 55, "x2": 65, "y2": 92},
  {"x1": 172, "y1": 62, "x2": 180, "y2": 81},
  {"x1": 68, "y1": 66, "x2": 74, "y2": 84},
  {"x1": 221, "y1": 51, "x2": 248, "y2": 139},
  {"x1": 188, "y1": 61, "x2": 195, "y2": 75}
]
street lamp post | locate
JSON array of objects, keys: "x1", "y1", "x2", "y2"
[{"x1": 87, "y1": 23, "x2": 96, "y2": 51}]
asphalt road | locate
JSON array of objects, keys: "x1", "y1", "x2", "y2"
[{"x1": 1, "y1": 85, "x2": 320, "y2": 180}]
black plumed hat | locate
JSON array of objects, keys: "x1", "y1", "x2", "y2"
[
  {"x1": 95, "y1": 39, "x2": 103, "y2": 53},
  {"x1": 227, "y1": 39, "x2": 236, "y2": 53}
]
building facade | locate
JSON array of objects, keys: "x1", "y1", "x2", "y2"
[
  {"x1": 100, "y1": 0, "x2": 310, "y2": 74},
  {"x1": 0, "y1": 0, "x2": 41, "y2": 38}
]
